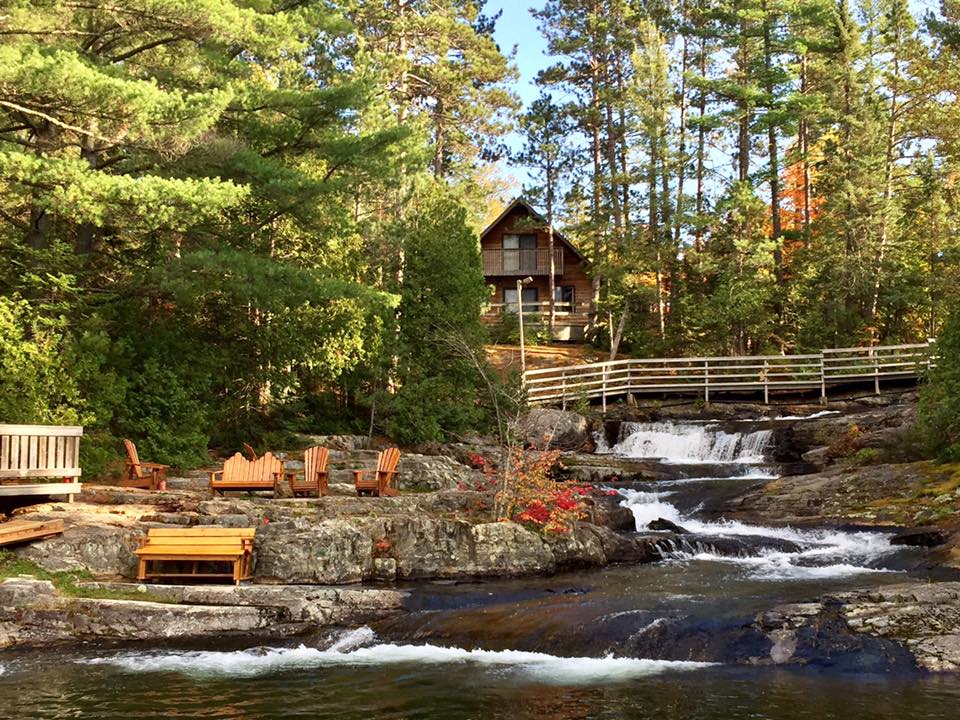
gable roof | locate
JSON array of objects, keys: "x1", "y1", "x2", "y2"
[{"x1": 480, "y1": 197, "x2": 587, "y2": 263}]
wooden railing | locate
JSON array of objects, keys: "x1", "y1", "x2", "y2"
[
  {"x1": 485, "y1": 300, "x2": 591, "y2": 316},
  {"x1": 0, "y1": 423, "x2": 83, "y2": 501},
  {"x1": 482, "y1": 248, "x2": 564, "y2": 276},
  {"x1": 523, "y1": 342, "x2": 934, "y2": 409}
]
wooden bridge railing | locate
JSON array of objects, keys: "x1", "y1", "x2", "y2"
[{"x1": 523, "y1": 342, "x2": 934, "y2": 409}]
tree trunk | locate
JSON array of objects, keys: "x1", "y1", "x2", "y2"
[{"x1": 870, "y1": 28, "x2": 902, "y2": 339}]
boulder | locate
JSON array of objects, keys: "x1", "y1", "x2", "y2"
[
  {"x1": 13, "y1": 522, "x2": 141, "y2": 577},
  {"x1": 397, "y1": 453, "x2": 487, "y2": 492},
  {"x1": 756, "y1": 581, "x2": 960, "y2": 672},
  {"x1": 521, "y1": 408, "x2": 591, "y2": 450},
  {"x1": 890, "y1": 527, "x2": 950, "y2": 547},
  {"x1": 647, "y1": 518, "x2": 688, "y2": 534}
]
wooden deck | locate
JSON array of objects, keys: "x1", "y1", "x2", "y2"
[
  {"x1": 0, "y1": 518, "x2": 64, "y2": 547},
  {"x1": 523, "y1": 342, "x2": 934, "y2": 408}
]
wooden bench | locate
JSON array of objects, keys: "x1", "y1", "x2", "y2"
[
  {"x1": 121, "y1": 439, "x2": 169, "y2": 491},
  {"x1": 135, "y1": 527, "x2": 256, "y2": 585},
  {"x1": 354, "y1": 447, "x2": 400, "y2": 497},
  {"x1": 0, "y1": 424, "x2": 83, "y2": 501},
  {"x1": 287, "y1": 445, "x2": 329, "y2": 498},
  {"x1": 0, "y1": 518, "x2": 64, "y2": 547},
  {"x1": 210, "y1": 452, "x2": 283, "y2": 497}
]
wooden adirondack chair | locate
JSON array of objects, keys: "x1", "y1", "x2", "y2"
[
  {"x1": 121, "y1": 439, "x2": 169, "y2": 491},
  {"x1": 242, "y1": 443, "x2": 258, "y2": 461},
  {"x1": 210, "y1": 452, "x2": 283, "y2": 498},
  {"x1": 287, "y1": 446, "x2": 329, "y2": 497},
  {"x1": 353, "y1": 448, "x2": 400, "y2": 497}
]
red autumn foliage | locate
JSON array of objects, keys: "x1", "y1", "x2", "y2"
[{"x1": 497, "y1": 447, "x2": 588, "y2": 534}]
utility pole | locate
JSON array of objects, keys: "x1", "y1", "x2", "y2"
[{"x1": 517, "y1": 276, "x2": 534, "y2": 376}]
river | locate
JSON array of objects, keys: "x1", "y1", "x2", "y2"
[{"x1": 1, "y1": 419, "x2": 958, "y2": 719}]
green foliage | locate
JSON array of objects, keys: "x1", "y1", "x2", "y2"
[
  {"x1": 0, "y1": 295, "x2": 81, "y2": 425},
  {"x1": 0, "y1": 1, "x2": 514, "y2": 466},
  {"x1": 919, "y1": 311, "x2": 960, "y2": 460},
  {"x1": 379, "y1": 189, "x2": 493, "y2": 444}
]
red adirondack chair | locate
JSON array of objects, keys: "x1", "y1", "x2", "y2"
[
  {"x1": 287, "y1": 446, "x2": 329, "y2": 497},
  {"x1": 121, "y1": 439, "x2": 169, "y2": 491},
  {"x1": 353, "y1": 448, "x2": 400, "y2": 497}
]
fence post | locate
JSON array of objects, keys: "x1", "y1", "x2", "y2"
[
  {"x1": 703, "y1": 359, "x2": 710, "y2": 407},
  {"x1": 763, "y1": 360, "x2": 769, "y2": 405},
  {"x1": 561, "y1": 369, "x2": 567, "y2": 411},
  {"x1": 819, "y1": 353, "x2": 827, "y2": 405},
  {"x1": 601, "y1": 363, "x2": 608, "y2": 414},
  {"x1": 872, "y1": 347, "x2": 880, "y2": 395}
]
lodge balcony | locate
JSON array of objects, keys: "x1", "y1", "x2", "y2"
[
  {"x1": 482, "y1": 248, "x2": 565, "y2": 277},
  {"x1": 482, "y1": 301, "x2": 592, "y2": 340}
]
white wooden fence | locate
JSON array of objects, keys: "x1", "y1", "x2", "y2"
[
  {"x1": 523, "y1": 342, "x2": 934, "y2": 409},
  {"x1": 0, "y1": 424, "x2": 83, "y2": 501}
]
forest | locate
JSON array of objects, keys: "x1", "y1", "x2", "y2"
[{"x1": 2, "y1": 0, "x2": 960, "y2": 469}]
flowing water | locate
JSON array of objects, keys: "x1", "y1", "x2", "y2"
[{"x1": 2, "y1": 420, "x2": 959, "y2": 719}]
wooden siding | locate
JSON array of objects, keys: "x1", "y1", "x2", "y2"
[{"x1": 481, "y1": 204, "x2": 593, "y2": 329}]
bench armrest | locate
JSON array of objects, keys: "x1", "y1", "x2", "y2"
[
  {"x1": 142, "y1": 462, "x2": 170, "y2": 470},
  {"x1": 210, "y1": 470, "x2": 223, "y2": 483}
]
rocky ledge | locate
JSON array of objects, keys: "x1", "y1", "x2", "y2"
[
  {"x1": 0, "y1": 577, "x2": 407, "y2": 649},
  {"x1": 8, "y1": 486, "x2": 662, "y2": 585},
  {"x1": 758, "y1": 582, "x2": 960, "y2": 672}
]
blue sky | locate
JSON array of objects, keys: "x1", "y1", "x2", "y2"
[
  {"x1": 484, "y1": 0, "x2": 940, "y2": 194},
  {"x1": 487, "y1": 1, "x2": 548, "y2": 107}
]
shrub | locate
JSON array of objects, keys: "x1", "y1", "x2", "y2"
[
  {"x1": 919, "y1": 312, "x2": 960, "y2": 461},
  {"x1": 496, "y1": 447, "x2": 588, "y2": 533}
]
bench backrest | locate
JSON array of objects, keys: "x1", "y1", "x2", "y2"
[
  {"x1": 142, "y1": 527, "x2": 256, "y2": 552},
  {"x1": 304, "y1": 446, "x2": 329, "y2": 481},
  {"x1": 147, "y1": 527, "x2": 255, "y2": 540},
  {"x1": 216, "y1": 452, "x2": 281, "y2": 486},
  {"x1": 0, "y1": 424, "x2": 83, "y2": 480}
]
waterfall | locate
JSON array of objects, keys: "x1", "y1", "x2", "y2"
[
  {"x1": 598, "y1": 422, "x2": 773, "y2": 464},
  {"x1": 618, "y1": 488, "x2": 898, "y2": 581}
]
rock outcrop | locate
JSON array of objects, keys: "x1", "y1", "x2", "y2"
[
  {"x1": 521, "y1": 408, "x2": 591, "y2": 450},
  {"x1": 0, "y1": 578, "x2": 406, "y2": 649},
  {"x1": 757, "y1": 582, "x2": 960, "y2": 672}
]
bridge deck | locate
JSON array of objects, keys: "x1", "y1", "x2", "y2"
[{"x1": 523, "y1": 342, "x2": 933, "y2": 408}]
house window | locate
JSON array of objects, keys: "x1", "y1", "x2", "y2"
[
  {"x1": 503, "y1": 234, "x2": 537, "y2": 273},
  {"x1": 553, "y1": 286, "x2": 575, "y2": 312},
  {"x1": 503, "y1": 287, "x2": 539, "y2": 313}
]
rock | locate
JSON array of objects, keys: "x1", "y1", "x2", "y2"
[
  {"x1": 801, "y1": 446, "x2": 832, "y2": 469},
  {"x1": 647, "y1": 518, "x2": 688, "y2": 534},
  {"x1": 13, "y1": 522, "x2": 141, "y2": 577},
  {"x1": 588, "y1": 494, "x2": 636, "y2": 532},
  {"x1": 521, "y1": 408, "x2": 590, "y2": 451},
  {"x1": 755, "y1": 581, "x2": 960, "y2": 672},
  {"x1": 294, "y1": 434, "x2": 370, "y2": 451},
  {"x1": 890, "y1": 527, "x2": 950, "y2": 547},
  {"x1": 653, "y1": 533, "x2": 802, "y2": 556},
  {"x1": 396, "y1": 454, "x2": 486, "y2": 492},
  {"x1": 254, "y1": 517, "x2": 377, "y2": 584},
  {"x1": 0, "y1": 578, "x2": 56, "y2": 607}
]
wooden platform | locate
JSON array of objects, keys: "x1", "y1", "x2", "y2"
[
  {"x1": 0, "y1": 482, "x2": 82, "y2": 498},
  {"x1": 0, "y1": 518, "x2": 64, "y2": 547}
]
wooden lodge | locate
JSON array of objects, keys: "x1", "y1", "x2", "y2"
[{"x1": 480, "y1": 198, "x2": 593, "y2": 341}]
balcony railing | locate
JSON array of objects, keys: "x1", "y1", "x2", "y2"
[
  {"x1": 484, "y1": 301, "x2": 592, "y2": 326},
  {"x1": 482, "y1": 248, "x2": 564, "y2": 276}
]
